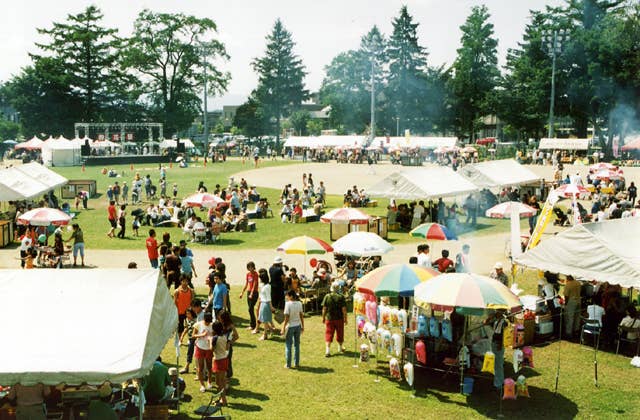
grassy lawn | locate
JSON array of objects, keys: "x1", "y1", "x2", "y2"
[
  {"x1": 157, "y1": 288, "x2": 640, "y2": 419},
  {"x1": 49, "y1": 159, "x2": 513, "y2": 251}
]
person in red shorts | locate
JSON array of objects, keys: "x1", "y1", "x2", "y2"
[
  {"x1": 321, "y1": 281, "x2": 347, "y2": 357},
  {"x1": 211, "y1": 320, "x2": 230, "y2": 405},
  {"x1": 193, "y1": 312, "x2": 214, "y2": 393}
]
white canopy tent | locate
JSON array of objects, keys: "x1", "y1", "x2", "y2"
[
  {"x1": 159, "y1": 139, "x2": 195, "y2": 149},
  {"x1": 0, "y1": 166, "x2": 60, "y2": 201},
  {"x1": 13, "y1": 162, "x2": 68, "y2": 190},
  {"x1": 0, "y1": 269, "x2": 178, "y2": 386},
  {"x1": 514, "y1": 218, "x2": 640, "y2": 288},
  {"x1": 284, "y1": 135, "x2": 366, "y2": 149},
  {"x1": 538, "y1": 138, "x2": 590, "y2": 150},
  {"x1": 372, "y1": 136, "x2": 457, "y2": 150},
  {"x1": 368, "y1": 167, "x2": 478, "y2": 200},
  {"x1": 460, "y1": 159, "x2": 542, "y2": 188},
  {"x1": 41, "y1": 139, "x2": 81, "y2": 167}
]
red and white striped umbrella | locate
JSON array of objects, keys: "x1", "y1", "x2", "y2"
[
  {"x1": 182, "y1": 193, "x2": 224, "y2": 208},
  {"x1": 589, "y1": 162, "x2": 618, "y2": 172},
  {"x1": 593, "y1": 169, "x2": 624, "y2": 181},
  {"x1": 17, "y1": 207, "x2": 71, "y2": 226},
  {"x1": 320, "y1": 207, "x2": 371, "y2": 225},
  {"x1": 485, "y1": 201, "x2": 537, "y2": 219},
  {"x1": 554, "y1": 184, "x2": 590, "y2": 198}
]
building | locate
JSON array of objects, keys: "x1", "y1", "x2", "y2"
[{"x1": 222, "y1": 105, "x2": 241, "y2": 130}]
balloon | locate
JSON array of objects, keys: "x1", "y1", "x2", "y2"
[
  {"x1": 516, "y1": 375, "x2": 530, "y2": 398},
  {"x1": 398, "y1": 309, "x2": 408, "y2": 332},
  {"x1": 382, "y1": 329, "x2": 392, "y2": 353},
  {"x1": 359, "y1": 344, "x2": 370, "y2": 362},
  {"x1": 404, "y1": 362, "x2": 414, "y2": 386},
  {"x1": 392, "y1": 333, "x2": 403, "y2": 357},
  {"x1": 310, "y1": 258, "x2": 318, "y2": 268},
  {"x1": 390, "y1": 309, "x2": 399, "y2": 327},
  {"x1": 365, "y1": 300, "x2": 377, "y2": 325},
  {"x1": 389, "y1": 358, "x2": 401, "y2": 379},
  {"x1": 380, "y1": 306, "x2": 391, "y2": 327},
  {"x1": 415, "y1": 340, "x2": 427, "y2": 365},
  {"x1": 353, "y1": 293, "x2": 366, "y2": 315},
  {"x1": 502, "y1": 378, "x2": 517, "y2": 400},
  {"x1": 37, "y1": 234, "x2": 46, "y2": 244},
  {"x1": 522, "y1": 346, "x2": 534, "y2": 368},
  {"x1": 357, "y1": 316, "x2": 366, "y2": 336}
]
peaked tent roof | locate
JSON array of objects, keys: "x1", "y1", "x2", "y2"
[
  {"x1": 14, "y1": 162, "x2": 68, "y2": 190},
  {"x1": 514, "y1": 218, "x2": 640, "y2": 288},
  {"x1": 0, "y1": 269, "x2": 178, "y2": 386},
  {"x1": 460, "y1": 159, "x2": 542, "y2": 188},
  {"x1": 368, "y1": 167, "x2": 478, "y2": 200},
  {"x1": 14, "y1": 137, "x2": 44, "y2": 150},
  {"x1": 0, "y1": 163, "x2": 68, "y2": 201}
]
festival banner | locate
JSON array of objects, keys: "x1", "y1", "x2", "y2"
[{"x1": 527, "y1": 190, "x2": 558, "y2": 250}]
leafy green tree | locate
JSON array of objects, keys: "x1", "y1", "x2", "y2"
[
  {"x1": 306, "y1": 119, "x2": 324, "y2": 136},
  {"x1": 252, "y1": 19, "x2": 308, "y2": 145},
  {"x1": 385, "y1": 6, "x2": 428, "y2": 134},
  {"x1": 0, "y1": 118, "x2": 20, "y2": 140},
  {"x1": 32, "y1": 5, "x2": 129, "y2": 122},
  {"x1": 124, "y1": 9, "x2": 230, "y2": 136},
  {"x1": 289, "y1": 110, "x2": 310, "y2": 135},
  {"x1": 450, "y1": 5, "x2": 500, "y2": 141},
  {"x1": 233, "y1": 95, "x2": 268, "y2": 138}
]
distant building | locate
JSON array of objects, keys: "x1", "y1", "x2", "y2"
[
  {"x1": 0, "y1": 104, "x2": 19, "y2": 123},
  {"x1": 222, "y1": 105, "x2": 241, "y2": 130}
]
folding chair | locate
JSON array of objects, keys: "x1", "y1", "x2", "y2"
[
  {"x1": 580, "y1": 318, "x2": 601, "y2": 349},
  {"x1": 616, "y1": 325, "x2": 640, "y2": 356},
  {"x1": 193, "y1": 227, "x2": 207, "y2": 243}
]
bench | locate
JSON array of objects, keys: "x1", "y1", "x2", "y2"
[
  {"x1": 300, "y1": 209, "x2": 320, "y2": 223},
  {"x1": 366, "y1": 200, "x2": 378, "y2": 208}
]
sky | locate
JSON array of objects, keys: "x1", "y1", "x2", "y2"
[{"x1": 1, "y1": 0, "x2": 564, "y2": 109}]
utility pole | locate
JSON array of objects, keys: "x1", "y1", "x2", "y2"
[
  {"x1": 542, "y1": 28, "x2": 568, "y2": 139},
  {"x1": 370, "y1": 59, "x2": 375, "y2": 145}
]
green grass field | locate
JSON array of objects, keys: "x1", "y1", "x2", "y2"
[{"x1": 44, "y1": 160, "x2": 640, "y2": 419}]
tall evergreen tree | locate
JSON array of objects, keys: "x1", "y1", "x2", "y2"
[
  {"x1": 124, "y1": 9, "x2": 230, "y2": 136},
  {"x1": 252, "y1": 19, "x2": 308, "y2": 145},
  {"x1": 32, "y1": 5, "x2": 127, "y2": 122},
  {"x1": 451, "y1": 5, "x2": 500, "y2": 141},
  {"x1": 385, "y1": 6, "x2": 428, "y2": 134}
]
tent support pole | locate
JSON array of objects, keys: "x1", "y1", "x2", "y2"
[{"x1": 554, "y1": 306, "x2": 563, "y2": 395}]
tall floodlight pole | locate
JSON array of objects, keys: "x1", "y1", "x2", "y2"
[
  {"x1": 199, "y1": 45, "x2": 211, "y2": 153},
  {"x1": 370, "y1": 59, "x2": 375, "y2": 144},
  {"x1": 542, "y1": 28, "x2": 568, "y2": 139}
]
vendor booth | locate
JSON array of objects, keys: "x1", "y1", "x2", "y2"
[
  {"x1": 0, "y1": 269, "x2": 178, "y2": 418},
  {"x1": 41, "y1": 138, "x2": 82, "y2": 167},
  {"x1": 538, "y1": 138, "x2": 590, "y2": 150},
  {"x1": 368, "y1": 167, "x2": 478, "y2": 200},
  {"x1": 461, "y1": 159, "x2": 542, "y2": 189},
  {"x1": 60, "y1": 179, "x2": 98, "y2": 199}
]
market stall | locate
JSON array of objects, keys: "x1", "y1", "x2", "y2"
[{"x1": 368, "y1": 167, "x2": 479, "y2": 200}]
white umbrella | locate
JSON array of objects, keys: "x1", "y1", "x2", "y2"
[
  {"x1": 17, "y1": 207, "x2": 72, "y2": 226},
  {"x1": 332, "y1": 232, "x2": 393, "y2": 257},
  {"x1": 485, "y1": 202, "x2": 537, "y2": 219},
  {"x1": 320, "y1": 207, "x2": 371, "y2": 225},
  {"x1": 182, "y1": 192, "x2": 224, "y2": 208}
]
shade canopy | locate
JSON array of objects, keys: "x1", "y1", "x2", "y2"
[
  {"x1": 284, "y1": 135, "x2": 366, "y2": 149},
  {"x1": 17, "y1": 207, "x2": 72, "y2": 226},
  {"x1": 460, "y1": 159, "x2": 541, "y2": 188},
  {"x1": 182, "y1": 192, "x2": 224, "y2": 208},
  {"x1": 356, "y1": 264, "x2": 439, "y2": 297},
  {"x1": 413, "y1": 273, "x2": 522, "y2": 315},
  {"x1": 332, "y1": 231, "x2": 393, "y2": 257},
  {"x1": 277, "y1": 235, "x2": 333, "y2": 255},
  {"x1": 368, "y1": 167, "x2": 478, "y2": 200},
  {"x1": 410, "y1": 223, "x2": 458, "y2": 240},
  {"x1": 554, "y1": 184, "x2": 590, "y2": 198},
  {"x1": 320, "y1": 207, "x2": 371, "y2": 225},
  {"x1": 514, "y1": 218, "x2": 640, "y2": 288},
  {"x1": 0, "y1": 269, "x2": 177, "y2": 386},
  {"x1": 539, "y1": 138, "x2": 590, "y2": 150},
  {"x1": 159, "y1": 139, "x2": 195, "y2": 149},
  {"x1": 485, "y1": 202, "x2": 537, "y2": 219},
  {"x1": 621, "y1": 135, "x2": 640, "y2": 151},
  {"x1": 14, "y1": 137, "x2": 44, "y2": 150},
  {"x1": 0, "y1": 163, "x2": 68, "y2": 201}
]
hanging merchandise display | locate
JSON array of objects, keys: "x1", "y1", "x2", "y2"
[
  {"x1": 503, "y1": 321, "x2": 514, "y2": 348},
  {"x1": 389, "y1": 358, "x2": 401, "y2": 379},
  {"x1": 503, "y1": 378, "x2": 517, "y2": 400},
  {"x1": 417, "y1": 314, "x2": 428, "y2": 336},
  {"x1": 522, "y1": 346, "x2": 534, "y2": 368},
  {"x1": 441, "y1": 319, "x2": 453, "y2": 342},
  {"x1": 429, "y1": 317, "x2": 440, "y2": 338},
  {"x1": 398, "y1": 309, "x2": 408, "y2": 332},
  {"x1": 404, "y1": 362, "x2": 415, "y2": 386},
  {"x1": 354, "y1": 293, "x2": 366, "y2": 315},
  {"x1": 415, "y1": 340, "x2": 427, "y2": 365},
  {"x1": 382, "y1": 329, "x2": 393, "y2": 354},
  {"x1": 390, "y1": 309, "x2": 400, "y2": 327},
  {"x1": 392, "y1": 333, "x2": 403, "y2": 357},
  {"x1": 512, "y1": 349, "x2": 524, "y2": 373},
  {"x1": 360, "y1": 344, "x2": 370, "y2": 362},
  {"x1": 365, "y1": 300, "x2": 378, "y2": 325},
  {"x1": 356, "y1": 315, "x2": 366, "y2": 337},
  {"x1": 482, "y1": 351, "x2": 496, "y2": 374}
]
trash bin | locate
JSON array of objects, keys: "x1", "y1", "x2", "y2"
[{"x1": 463, "y1": 377, "x2": 474, "y2": 395}]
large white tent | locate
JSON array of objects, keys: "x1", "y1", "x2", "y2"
[
  {"x1": 368, "y1": 167, "x2": 478, "y2": 200},
  {"x1": 41, "y1": 138, "x2": 81, "y2": 167},
  {"x1": 372, "y1": 136, "x2": 457, "y2": 150},
  {"x1": 284, "y1": 135, "x2": 366, "y2": 149},
  {"x1": 0, "y1": 269, "x2": 178, "y2": 385},
  {"x1": 159, "y1": 139, "x2": 195, "y2": 149},
  {"x1": 514, "y1": 218, "x2": 640, "y2": 288},
  {"x1": 0, "y1": 163, "x2": 68, "y2": 201},
  {"x1": 538, "y1": 138, "x2": 590, "y2": 150},
  {"x1": 460, "y1": 159, "x2": 542, "y2": 188}
]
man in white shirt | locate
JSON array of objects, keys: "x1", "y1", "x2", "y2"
[
  {"x1": 416, "y1": 244, "x2": 431, "y2": 268},
  {"x1": 586, "y1": 303, "x2": 605, "y2": 327},
  {"x1": 19, "y1": 232, "x2": 33, "y2": 268},
  {"x1": 412, "y1": 201, "x2": 425, "y2": 229}
]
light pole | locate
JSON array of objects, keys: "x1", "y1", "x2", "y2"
[
  {"x1": 199, "y1": 46, "x2": 211, "y2": 153},
  {"x1": 396, "y1": 117, "x2": 400, "y2": 137},
  {"x1": 542, "y1": 28, "x2": 568, "y2": 139},
  {"x1": 370, "y1": 59, "x2": 375, "y2": 145}
]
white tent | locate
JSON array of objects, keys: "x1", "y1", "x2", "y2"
[
  {"x1": 0, "y1": 166, "x2": 52, "y2": 201},
  {"x1": 41, "y1": 138, "x2": 81, "y2": 167},
  {"x1": 514, "y1": 218, "x2": 640, "y2": 288},
  {"x1": 159, "y1": 139, "x2": 195, "y2": 149},
  {"x1": 13, "y1": 162, "x2": 68, "y2": 190},
  {"x1": 0, "y1": 269, "x2": 178, "y2": 386},
  {"x1": 284, "y1": 135, "x2": 366, "y2": 149},
  {"x1": 372, "y1": 136, "x2": 457, "y2": 150},
  {"x1": 538, "y1": 138, "x2": 590, "y2": 150},
  {"x1": 460, "y1": 159, "x2": 542, "y2": 188},
  {"x1": 368, "y1": 167, "x2": 478, "y2": 199}
]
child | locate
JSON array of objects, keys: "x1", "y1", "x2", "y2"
[
  {"x1": 23, "y1": 247, "x2": 37, "y2": 269},
  {"x1": 173, "y1": 183, "x2": 178, "y2": 199},
  {"x1": 180, "y1": 309, "x2": 196, "y2": 346},
  {"x1": 132, "y1": 215, "x2": 141, "y2": 237},
  {"x1": 193, "y1": 312, "x2": 214, "y2": 392},
  {"x1": 174, "y1": 274, "x2": 195, "y2": 337},
  {"x1": 211, "y1": 321, "x2": 230, "y2": 405}
]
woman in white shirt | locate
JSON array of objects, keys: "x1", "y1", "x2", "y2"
[
  {"x1": 281, "y1": 290, "x2": 305, "y2": 368},
  {"x1": 620, "y1": 306, "x2": 640, "y2": 341},
  {"x1": 193, "y1": 312, "x2": 214, "y2": 392},
  {"x1": 253, "y1": 269, "x2": 275, "y2": 340}
]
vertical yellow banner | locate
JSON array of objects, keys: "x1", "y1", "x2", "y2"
[{"x1": 527, "y1": 191, "x2": 559, "y2": 250}]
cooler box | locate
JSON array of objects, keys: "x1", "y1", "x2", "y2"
[{"x1": 536, "y1": 321, "x2": 554, "y2": 335}]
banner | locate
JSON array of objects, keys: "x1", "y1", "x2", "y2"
[
  {"x1": 126, "y1": 133, "x2": 134, "y2": 140},
  {"x1": 97, "y1": 134, "x2": 105, "y2": 141},
  {"x1": 527, "y1": 190, "x2": 558, "y2": 250},
  {"x1": 111, "y1": 134, "x2": 120, "y2": 141}
]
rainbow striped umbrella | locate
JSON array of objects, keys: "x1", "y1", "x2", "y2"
[
  {"x1": 413, "y1": 273, "x2": 522, "y2": 315},
  {"x1": 356, "y1": 264, "x2": 440, "y2": 297},
  {"x1": 410, "y1": 223, "x2": 458, "y2": 240},
  {"x1": 276, "y1": 235, "x2": 333, "y2": 255}
]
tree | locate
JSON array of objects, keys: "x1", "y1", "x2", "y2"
[
  {"x1": 124, "y1": 9, "x2": 230, "y2": 136},
  {"x1": 319, "y1": 26, "x2": 386, "y2": 135},
  {"x1": 252, "y1": 19, "x2": 308, "y2": 145},
  {"x1": 385, "y1": 6, "x2": 429, "y2": 134},
  {"x1": 32, "y1": 5, "x2": 129, "y2": 122},
  {"x1": 289, "y1": 110, "x2": 310, "y2": 135},
  {"x1": 233, "y1": 95, "x2": 268, "y2": 138},
  {"x1": 450, "y1": 5, "x2": 500, "y2": 141}
]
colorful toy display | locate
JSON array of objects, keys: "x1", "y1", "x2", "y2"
[
  {"x1": 389, "y1": 357, "x2": 401, "y2": 379},
  {"x1": 415, "y1": 340, "x2": 427, "y2": 365},
  {"x1": 392, "y1": 333, "x2": 403, "y2": 357},
  {"x1": 503, "y1": 378, "x2": 517, "y2": 400},
  {"x1": 482, "y1": 351, "x2": 495, "y2": 374},
  {"x1": 516, "y1": 375, "x2": 530, "y2": 397},
  {"x1": 404, "y1": 362, "x2": 414, "y2": 386}
]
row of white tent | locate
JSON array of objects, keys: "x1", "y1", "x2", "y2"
[
  {"x1": 283, "y1": 135, "x2": 458, "y2": 150},
  {"x1": 0, "y1": 162, "x2": 68, "y2": 201},
  {"x1": 367, "y1": 159, "x2": 542, "y2": 200}
]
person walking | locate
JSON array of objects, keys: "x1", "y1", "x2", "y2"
[
  {"x1": 106, "y1": 200, "x2": 117, "y2": 238},
  {"x1": 269, "y1": 257, "x2": 286, "y2": 310},
  {"x1": 193, "y1": 312, "x2": 214, "y2": 393},
  {"x1": 65, "y1": 223, "x2": 85, "y2": 267},
  {"x1": 116, "y1": 205, "x2": 126, "y2": 239},
  {"x1": 253, "y1": 269, "x2": 275, "y2": 341},
  {"x1": 281, "y1": 290, "x2": 304, "y2": 368},
  {"x1": 145, "y1": 229, "x2": 159, "y2": 268},
  {"x1": 239, "y1": 261, "x2": 260, "y2": 330},
  {"x1": 321, "y1": 281, "x2": 347, "y2": 357}
]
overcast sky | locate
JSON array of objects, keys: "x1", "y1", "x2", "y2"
[{"x1": 1, "y1": 0, "x2": 564, "y2": 109}]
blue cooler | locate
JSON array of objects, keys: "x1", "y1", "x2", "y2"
[{"x1": 462, "y1": 377, "x2": 474, "y2": 395}]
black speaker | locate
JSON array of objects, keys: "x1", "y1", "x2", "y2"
[
  {"x1": 176, "y1": 140, "x2": 185, "y2": 153},
  {"x1": 81, "y1": 140, "x2": 91, "y2": 156}
]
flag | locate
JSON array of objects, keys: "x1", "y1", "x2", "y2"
[{"x1": 527, "y1": 190, "x2": 559, "y2": 250}]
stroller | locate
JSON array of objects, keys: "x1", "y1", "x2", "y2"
[{"x1": 553, "y1": 207, "x2": 569, "y2": 226}]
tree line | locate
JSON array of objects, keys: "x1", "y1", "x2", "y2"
[{"x1": 1, "y1": 1, "x2": 639, "y2": 155}]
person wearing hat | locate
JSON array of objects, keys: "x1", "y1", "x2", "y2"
[
  {"x1": 321, "y1": 281, "x2": 347, "y2": 357},
  {"x1": 490, "y1": 262, "x2": 509, "y2": 286},
  {"x1": 168, "y1": 367, "x2": 185, "y2": 400},
  {"x1": 269, "y1": 256, "x2": 286, "y2": 310}
]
